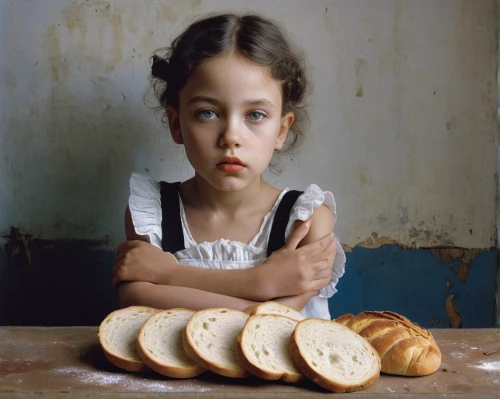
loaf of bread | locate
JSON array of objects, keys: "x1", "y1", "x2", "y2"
[
  {"x1": 243, "y1": 301, "x2": 305, "y2": 321},
  {"x1": 98, "y1": 306, "x2": 158, "y2": 372},
  {"x1": 137, "y1": 308, "x2": 206, "y2": 378},
  {"x1": 183, "y1": 308, "x2": 249, "y2": 378},
  {"x1": 290, "y1": 319, "x2": 381, "y2": 393},
  {"x1": 237, "y1": 314, "x2": 304, "y2": 383},
  {"x1": 334, "y1": 311, "x2": 441, "y2": 376}
]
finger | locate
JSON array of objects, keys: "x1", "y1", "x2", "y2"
[
  {"x1": 117, "y1": 240, "x2": 143, "y2": 255},
  {"x1": 283, "y1": 219, "x2": 312, "y2": 250},
  {"x1": 112, "y1": 266, "x2": 129, "y2": 287},
  {"x1": 117, "y1": 241, "x2": 132, "y2": 256},
  {"x1": 301, "y1": 232, "x2": 334, "y2": 255},
  {"x1": 112, "y1": 255, "x2": 126, "y2": 275},
  {"x1": 320, "y1": 238, "x2": 337, "y2": 261},
  {"x1": 309, "y1": 237, "x2": 337, "y2": 266},
  {"x1": 312, "y1": 264, "x2": 332, "y2": 281},
  {"x1": 310, "y1": 275, "x2": 332, "y2": 292},
  {"x1": 309, "y1": 259, "x2": 331, "y2": 276}
]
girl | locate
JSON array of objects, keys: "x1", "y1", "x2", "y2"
[{"x1": 113, "y1": 13, "x2": 346, "y2": 319}]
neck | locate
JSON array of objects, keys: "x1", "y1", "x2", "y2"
[{"x1": 183, "y1": 175, "x2": 268, "y2": 213}]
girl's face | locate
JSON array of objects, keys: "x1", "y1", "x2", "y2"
[{"x1": 166, "y1": 53, "x2": 294, "y2": 192}]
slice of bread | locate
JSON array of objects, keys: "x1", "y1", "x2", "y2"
[
  {"x1": 183, "y1": 308, "x2": 249, "y2": 378},
  {"x1": 237, "y1": 314, "x2": 304, "y2": 383},
  {"x1": 290, "y1": 319, "x2": 381, "y2": 393},
  {"x1": 98, "y1": 306, "x2": 158, "y2": 372},
  {"x1": 244, "y1": 301, "x2": 305, "y2": 321},
  {"x1": 137, "y1": 308, "x2": 206, "y2": 378}
]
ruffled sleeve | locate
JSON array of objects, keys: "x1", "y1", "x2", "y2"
[
  {"x1": 284, "y1": 184, "x2": 346, "y2": 299},
  {"x1": 128, "y1": 173, "x2": 163, "y2": 249}
]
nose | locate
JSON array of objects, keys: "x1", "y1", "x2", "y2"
[{"x1": 218, "y1": 116, "x2": 242, "y2": 148}]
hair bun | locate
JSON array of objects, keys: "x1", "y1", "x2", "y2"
[{"x1": 151, "y1": 55, "x2": 170, "y2": 81}]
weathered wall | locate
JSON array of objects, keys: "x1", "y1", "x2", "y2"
[{"x1": 0, "y1": 0, "x2": 497, "y2": 326}]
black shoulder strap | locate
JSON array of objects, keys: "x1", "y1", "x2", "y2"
[
  {"x1": 267, "y1": 190, "x2": 304, "y2": 257},
  {"x1": 159, "y1": 181, "x2": 185, "y2": 253}
]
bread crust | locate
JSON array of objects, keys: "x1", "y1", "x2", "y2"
[
  {"x1": 183, "y1": 308, "x2": 249, "y2": 378},
  {"x1": 333, "y1": 313, "x2": 354, "y2": 324},
  {"x1": 137, "y1": 308, "x2": 206, "y2": 379},
  {"x1": 98, "y1": 306, "x2": 158, "y2": 372},
  {"x1": 237, "y1": 315, "x2": 304, "y2": 383},
  {"x1": 337, "y1": 311, "x2": 441, "y2": 376},
  {"x1": 244, "y1": 301, "x2": 305, "y2": 321},
  {"x1": 102, "y1": 350, "x2": 150, "y2": 372},
  {"x1": 290, "y1": 319, "x2": 380, "y2": 393},
  {"x1": 382, "y1": 336, "x2": 442, "y2": 376}
]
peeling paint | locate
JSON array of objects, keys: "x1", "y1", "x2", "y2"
[
  {"x1": 342, "y1": 244, "x2": 353, "y2": 253},
  {"x1": 408, "y1": 226, "x2": 455, "y2": 248},
  {"x1": 445, "y1": 294, "x2": 462, "y2": 328},
  {"x1": 457, "y1": 260, "x2": 471, "y2": 282},
  {"x1": 354, "y1": 232, "x2": 398, "y2": 249},
  {"x1": 431, "y1": 248, "x2": 481, "y2": 282},
  {"x1": 431, "y1": 248, "x2": 465, "y2": 263}
]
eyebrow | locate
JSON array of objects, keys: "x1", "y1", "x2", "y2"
[{"x1": 187, "y1": 96, "x2": 276, "y2": 108}]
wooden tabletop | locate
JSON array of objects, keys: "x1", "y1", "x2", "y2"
[{"x1": 0, "y1": 327, "x2": 499, "y2": 398}]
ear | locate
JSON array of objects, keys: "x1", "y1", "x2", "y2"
[
  {"x1": 274, "y1": 111, "x2": 295, "y2": 150},
  {"x1": 166, "y1": 106, "x2": 183, "y2": 144}
]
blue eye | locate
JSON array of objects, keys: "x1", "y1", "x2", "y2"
[
  {"x1": 197, "y1": 110, "x2": 217, "y2": 120},
  {"x1": 248, "y1": 111, "x2": 265, "y2": 121}
]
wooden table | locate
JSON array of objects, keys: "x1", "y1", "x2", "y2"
[{"x1": 0, "y1": 327, "x2": 499, "y2": 398}]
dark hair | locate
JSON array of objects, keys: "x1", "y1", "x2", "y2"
[{"x1": 149, "y1": 13, "x2": 309, "y2": 158}]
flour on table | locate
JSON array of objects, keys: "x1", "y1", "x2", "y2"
[
  {"x1": 471, "y1": 361, "x2": 500, "y2": 372},
  {"x1": 51, "y1": 367, "x2": 212, "y2": 392}
]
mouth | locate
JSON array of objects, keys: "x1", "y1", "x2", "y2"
[
  {"x1": 216, "y1": 156, "x2": 245, "y2": 167},
  {"x1": 216, "y1": 156, "x2": 246, "y2": 173}
]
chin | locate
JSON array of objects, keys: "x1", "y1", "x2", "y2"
[
  {"x1": 213, "y1": 180, "x2": 248, "y2": 192},
  {"x1": 208, "y1": 175, "x2": 253, "y2": 192}
]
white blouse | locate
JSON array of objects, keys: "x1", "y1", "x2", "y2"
[{"x1": 128, "y1": 173, "x2": 346, "y2": 320}]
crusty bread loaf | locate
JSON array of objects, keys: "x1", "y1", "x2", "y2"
[
  {"x1": 183, "y1": 308, "x2": 249, "y2": 378},
  {"x1": 237, "y1": 314, "x2": 304, "y2": 383},
  {"x1": 137, "y1": 308, "x2": 206, "y2": 378},
  {"x1": 244, "y1": 301, "x2": 305, "y2": 321},
  {"x1": 290, "y1": 319, "x2": 380, "y2": 393},
  {"x1": 334, "y1": 311, "x2": 441, "y2": 376},
  {"x1": 98, "y1": 306, "x2": 158, "y2": 372}
]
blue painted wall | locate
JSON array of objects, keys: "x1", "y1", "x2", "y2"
[
  {"x1": 0, "y1": 233, "x2": 496, "y2": 327},
  {"x1": 330, "y1": 246, "x2": 497, "y2": 328}
]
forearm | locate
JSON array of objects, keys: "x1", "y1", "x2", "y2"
[
  {"x1": 166, "y1": 264, "x2": 271, "y2": 301},
  {"x1": 119, "y1": 281, "x2": 260, "y2": 311},
  {"x1": 272, "y1": 290, "x2": 318, "y2": 312}
]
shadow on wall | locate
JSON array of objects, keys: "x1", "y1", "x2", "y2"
[{"x1": 1, "y1": 72, "x2": 156, "y2": 326}]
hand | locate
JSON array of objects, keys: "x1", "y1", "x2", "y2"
[
  {"x1": 258, "y1": 219, "x2": 337, "y2": 298},
  {"x1": 112, "y1": 240, "x2": 178, "y2": 287}
]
